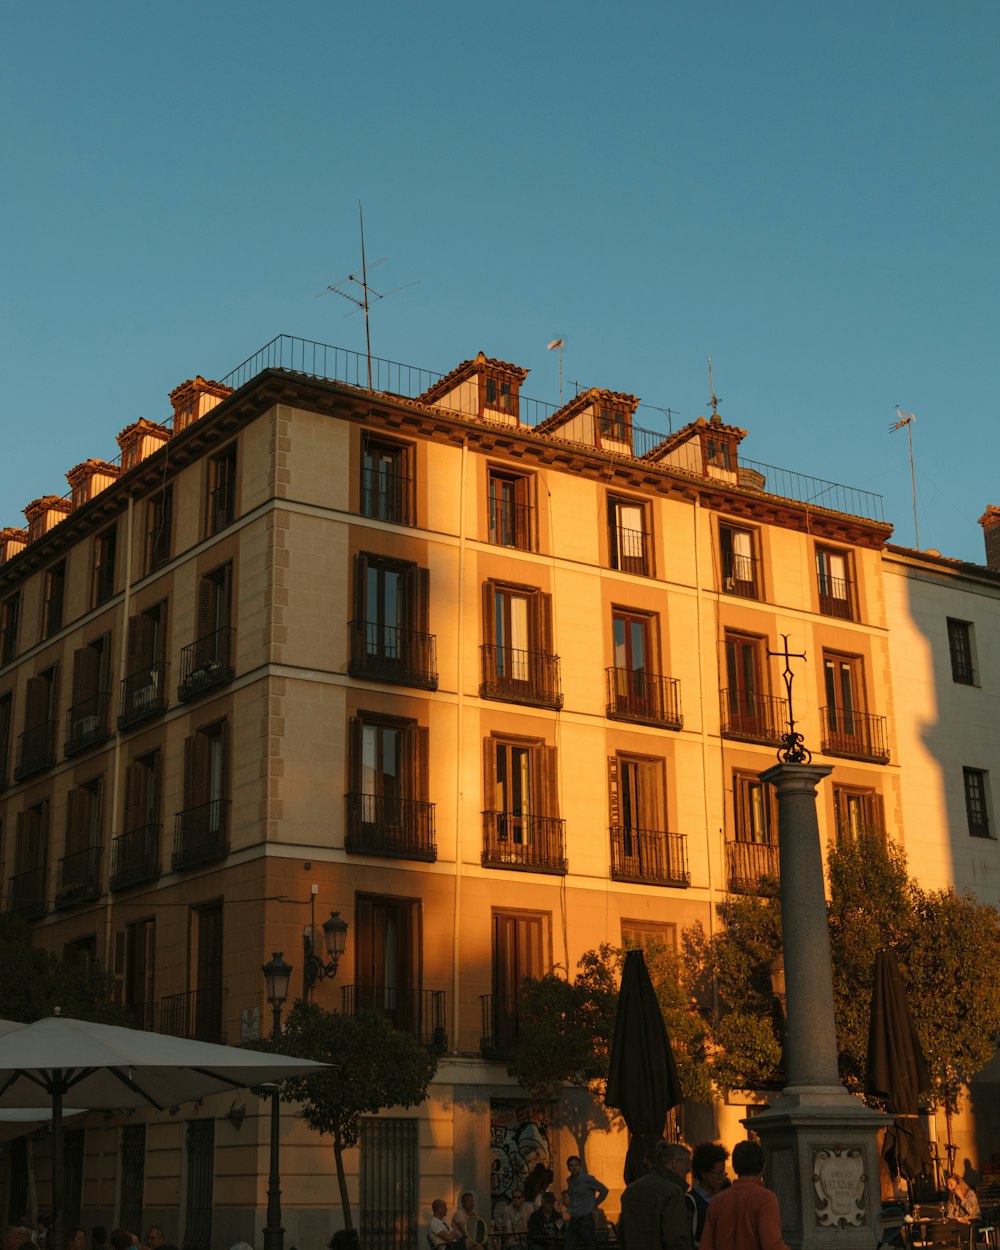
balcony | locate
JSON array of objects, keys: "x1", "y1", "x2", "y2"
[
  {"x1": 609, "y1": 827, "x2": 690, "y2": 887},
  {"x1": 725, "y1": 840, "x2": 780, "y2": 895},
  {"x1": 118, "y1": 662, "x2": 168, "y2": 729},
  {"x1": 348, "y1": 621, "x2": 438, "y2": 691},
  {"x1": 818, "y1": 577, "x2": 854, "y2": 620},
  {"x1": 345, "y1": 793, "x2": 436, "y2": 862},
  {"x1": 159, "y1": 987, "x2": 225, "y2": 1044},
  {"x1": 610, "y1": 525, "x2": 650, "y2": 576},
  {"x1": 605, "y1": 668, "x2": 683, "y2": 729},
  {"x1": 110, "y1": 825, "x2": 161, "y2": 891},
  {"x1": 7, "y1": 867, "x2": 47, "y2": 921},
  {"x1": 14, "y1": 721, "x2": 57, "y2": 782},
  {"x1": 172, "y1": 800, "x2": 230, "y2": 871},
  {"x1": 481, "y1": 811, "x2": 568, "y2": 875},
  {"x1": 821, "y1": 708, "x2": 890, "y2": 763},
  {"x1": 64, "y1": 692, "x2": 112, "y2": 757},
  {"x1": 720, "y1": 690, "x2": 789, "y2": 746},
  {"x1": 722, "y1": 550, "x2": 760, "y2": 600},
  {"x1": 177, "y1": 628, "x2": 235, "y2": 702},
  {"x1": 341, "y1": 985, "x2": 448, "y2": 1050},
  {"x1": 480, "y1": 645, "x2": 563, "y2": 710},
  {"x1": 480, "y1": 993, "x2": 519, "y2": 1058},
  {"x1": 55, "y1": 845, "x2": 103, "y2": 907}
]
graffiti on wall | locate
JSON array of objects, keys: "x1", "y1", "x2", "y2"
[{"x1": 489, "y1": 1099, "x2": 553, "y2": 1224}]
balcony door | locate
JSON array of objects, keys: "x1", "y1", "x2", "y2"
[
  {"x1": 361, "y1": 721, "x2": 403, "y2": 832},
  {"x1": 364, "y1": 561, "x2": 404, "y2": 664},
  {"x1": 824, "y1": 652, "x2": 862, "y2": 739},
  {"x1": 356, "y1": 895, "x2": 417, "y2": 1032},
  {"x1": 609, "y1": 755, "x2": 666, "y2": 878},
  {"x1": 725, "y1": 633, "x2": 764, "y2": 734},
  {"x1": 194, "y1": 904, "x2": 223, "y2": 1042},
  {"x1": 492, "y1": 911, "x2": 547, "y2": 1050},
  {"x1": 494, "y1": 740, "x2": 533, "y2": 845},
  {"x1": 492, "y1": 587, "x2": 531, "y2": 683},
  {"x1": 612, "y1": 611, "x2": 651, "y2": 713}
]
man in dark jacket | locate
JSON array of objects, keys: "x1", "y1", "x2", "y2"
[{"x1": 619, "y1": 1141, "x2": 694, "y2": 1250}]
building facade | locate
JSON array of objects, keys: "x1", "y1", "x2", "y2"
[{"x1": 0, "y1": 337, "x2": 993, "y2": 1246}]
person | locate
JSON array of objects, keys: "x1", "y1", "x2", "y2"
[
  {"x1": 501, "y1": 1188, "x2": 532, "y2": 1249},
  {"x1": 619, "y1": 1140, "x2": 694, "y2": 1250},
  {"x1": 2, "y1": 1228, "x2": 31, "y2": 1250},
  {"x1": 687, "y1": 1143, "x2": 730, "y2": 1246},
  {"x1": 63, "y1": 1231, "x2": 86, "y2": 1250},
  {"x1": 699, "y1": 1140, "x2": 790, "y2": 1250},
  {"x1": 108, "y1": 1231, "x2": 137, "y2": 1250},
  {"x1": 526, "y1": 1193, "x2": 563, "y2": 1248},
  {"x1": 452, "y1": 1193, "x2": 488, "y2": 1247},
  {"x1": 564, "y1": 1156, "x2": 609, "y2": 1250},
  {"x1": 428, "y1": 1200, "x2": 466, "y2": 1249},
  {"x1": 140, "y1": 1231, "x2": 164, "y2": 1250},
  {"x1": 90, "y1": 1228, "x2": 107, "y2": 1250},
  {"x1": 945, "y1": 1174, "x2": 981, "y2": 1223}
]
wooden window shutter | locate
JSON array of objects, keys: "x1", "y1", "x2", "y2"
[
  {"x1": 482, "y1": 580, "x2": 497, "y2": 641},
  {"x1": 217, "y1": 564, "x2": 233, "y2": 629},
  {"x1": 483, "y1": 737, "x2": 498, "y2": 814},
  {"x1": 139, "y1": 919, "x2": 156, "y2": 1006},
  {"x1": 183, "y1": 732, "x2": 211, "y2": 810},
  {"x1": 872, "y1": 792, "x2": 886, "y2": 834},
  {"x1": 111, "y1": 928, "x2": 126, "y2": 1005},
  {"x1": 413, "y1": 725, "x2": 429, "y2": 803},
  {"x1": 15, "y1": 809, "x2": 40, "y2": 872},
  {"x1": 216, "y1": 721, "x2": 229, "y2": 797},
  {"x1": 354, "y1": 553, "x2": 370, "y2": 621},
  {"x1": 127, "y1": 613, "x2": 157, "y2": 672},
  {"x1": 355, "y1": 896, "x2": 373, "y2": 986},
  {"x1": 65, "y1": 786, "x2": 92, "y2": 856},
  {"x1": 24, "y1": 675, "x2": 51, "y2": 730},
  {"x1": 607, "y1": 757, "x2": 621, "y2": 828},
  {"x1": 540, "y1": 744, "x2": 559, "y2": 818},
  {"x1": 348, "y1": 716, "x2": 364, "y2": 793},
  {"x1": 412, "y1": 566, "x2": 430, "y2": 633},
  {"x1": 536, "y1": 592, "x2": 553, "y2": 655},
  {"x1": 71, "y1": 645, "x2": 101, "y2": 707},
  {"x1": 196, "y1": 578, "x2": 213, "y2": 642},
  {"x1": 638, "y1": 759, "x2": 666, "y2": 832},
  {"x1": 123, "y1": 761, "x2": 149, "y2": 833}
]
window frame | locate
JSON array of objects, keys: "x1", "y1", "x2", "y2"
[
  {"x1": 733, "y1": 769, "x2": 777, "y2": 845},
  {"x1": 832, "y1": 785, "x2": 885, "y2": 845},
  {"x1": 1, "y1": 593, "x2": 21, "y2": 665},
  {"x1": 947, "y1": 618, "x2": 976, "y2": 685},
  {"x1": 93, "y1": 525, "x2": 117, "y2": 606},
  {"x1": 206, "y1": 443, "x2": 237, "y2": 536},
  {"x1": 487, "y1": 465, "x2": 534, "y2": 550},
  {"x1": 816, "y1": 544, "x2": 855, "y2": 620},
  {"x1": 144, "y1": 486, "x2": 173, "y2": 574},
  {"x1": 42, "y1": 561, "x2": 66, "y2": 638},
  {"x1": 360, "y1": 435, "x2": 413, "y2": 525},
  {"x1": 607, "y1": 494, "x2": 651, "y2": 576},
  {"x1": 963, "y1": 767, "x2": 992, "y2": 839},
  {"x1": 480, "y1": 371, "x2": 520, "y2": 419},
  {"x1": 719, "y1": 522, "x2": 760, "y2": 599}
]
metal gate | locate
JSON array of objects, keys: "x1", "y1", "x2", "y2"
[
  {"x1": 183, "y1": 1119, "x2": 215, "y2": 1250},
  {"x1": 120, "y1": 1126, "x2": 146, "y2": 1235},
  {"x1": 360, "y1": 1118, "x2": 418, "y2": 1250}
]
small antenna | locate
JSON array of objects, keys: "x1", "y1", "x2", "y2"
[
  {"x1": 316, "y1": 202, "x2": 418, "y2": 392},
  {"x1": 889, "y1": 408, "x2": 919, "y2": 547},
  {"x1": 547, "y1": 338, "x2": 566, "y2": 404},
  {"x1": 707, "y1": 355, "x2": 721, "y2": 419}
]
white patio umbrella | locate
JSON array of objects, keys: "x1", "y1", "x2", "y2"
[{"x1": 0, "y1": 1012, "x2": 331, "y2": 1246}]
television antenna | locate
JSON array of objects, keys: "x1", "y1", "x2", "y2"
[
  {"x1": 707, "y1": 355, "x2": 721, "y2": 418},
  {"x1": 889, "y1": 408, "x2": 919, "y2": 548},
  {"x1": 316, "y1": 202, "x2": 418, "y2": 391},
  {"x1": 547, "y1": 338, "x2": 566, "y2": 404}
]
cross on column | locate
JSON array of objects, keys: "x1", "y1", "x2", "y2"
[{"x1": 766, "y1": 634, "x2": 812, "y2": 763}]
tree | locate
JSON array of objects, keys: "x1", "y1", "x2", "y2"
[
  {"x1": 0, "y1": 914, "x2": 121, "y2": 1023},
  {"x1": 272, "y1": 1001, "x2": 438, "y2": 1230}
]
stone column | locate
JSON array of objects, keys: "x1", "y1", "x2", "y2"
[{"x1": 748, "y1": 762, "x2": 889, "y2": 1250}]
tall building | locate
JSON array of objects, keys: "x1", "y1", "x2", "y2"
[{"x1": 0, "y1": 336, "x2": 993, "y2": 1245}]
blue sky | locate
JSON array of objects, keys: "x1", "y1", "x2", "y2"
[{"x1": 2, "y1": 1, "x2": 997, "y2": 561}]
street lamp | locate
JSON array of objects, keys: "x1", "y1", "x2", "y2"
[
  {"x1": 262, "y1": 951, "x2": 292, "y2": 1250},
  {"x1": 303, "y1": 908, "x2": 349, "y2": 997}
]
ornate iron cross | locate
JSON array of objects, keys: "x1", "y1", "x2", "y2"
[{"x1": 766, "y1": 634, "x2": 811, "y2": 763}]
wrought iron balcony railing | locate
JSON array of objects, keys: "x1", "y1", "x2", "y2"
[
  {"x1": 609, "y1": 827, "x2": 690, "y2": 887},
  {"x1": 488, "y1": 496, "x2": 533, "y2": 550},
  {"x1": 158, "y1": 987, "x2": 225, "y2": 1044},
  {"x1": 480, "y1": 993, "x2": 520, "y2": 1057},
  {"x1": 345, "y1": 793, "x2": 437, "y2": 861},
  {"x1": 64, "y1": 692, "x2": 112, "y2": 756},
  {"x1": 118, "y1": 662, "x2": 168, "y2": 729},
  {"x1": 610, "y1": 525, "x2": 650, "y2": 576},
  {"x1": 725, "y1": 840, "x2": 781, "y2": 895},
  {"x1": 722, "y1": 550, "x2": 760, "y2": 600},
  {"x1": 7, "y1": 866, "x2": 47, "y2": 921},
  {"x1": 341, "y1": 985, "x2": 448, "y2": 1050},
  {"x1": 818, "y1": 576, "x2": 855, "y2": 620},
  {"x1": 479, "y1": 645, "x2": 563, "y2": 709},
  {"x1": 55, "y1": 845, "x2": 103, "y2": 906},
  {"x1": 719, "y1": 689, "x2": 789, "y2": 745},
  {"x1": 177, "y1": 628, "x2": 235, "y2": 702},
  {"x1": 821, "y1": 708, "x2": 890, "y2": 763},
  {"x1": 481, "y1": 811, "x2": 568, "y2": 875},
  {"x1": 348, "y1": 621, "x2": 438, "y2": 690},
  {"x1": 360, "y1": 468, "x2": 413, "y2": 525},
  {"x1": 14, "y1": 721, "x2": 57, "y2": 781},
  {"x1": 605, "y1": 668, "x2": 683, "y2": 729},
  {"x1": 172, "y1": 800, "x2": 230, "y2": 870},
  {"x1": 110, "y1": 824, "x2": 161, "y2": 891}
]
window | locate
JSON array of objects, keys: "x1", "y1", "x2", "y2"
[
  {"x1": 360, "y1": 1118, "x2": 419, "y2": 1250},
  {"x1": 482, "y1": 735, "x2": 565, "y2": 873},
  {"x1": 112, "y1": 750, "x2": 161, "y2": 891},
  {"x1": 733, "y1": 771, "x2": 776, "y2": 845},
  {"x1": 0, "y1": 692, "x2": 12, "y2": 789},
  {"x1": 719, "y1": 524, "x2": 759, "y2": 599},
  {"x1": 833, "y1": 786, "x2": 885, "y2": 845},
  {"x1": 206, "y1": 444, "x2": 237, "y2": 534},
  {"x1": 821, "y1": 652, "x2": 889, "y2": 762},
  {"x1": 15, "y1": 665, "x2": 58, "y2": 781},
  {"x1": 481, "y1": 581, "x2": 560, "y2": 708},
  {"x1": 11, "y1": 800, "x2": 48, "y2": 920},
  {"x1": 361, "y1": 437, "x2": 412, "y2": 525},
  {"x1": 42, "y1": 562, "x2": 66, "y2": 638},
  {"x1": 1, "y1": 593, "x2": 20, "y2": 665},
  {"x1": 174, "y1": 721, "x2": 229, "y2": 869},
  {"x1": 598, "y1": 403, "x2": 633, "y2": 449},
  {"x1": 57, "y1": 777, "x2": 103, "y2": 904},
  {"x1": 481, "y1": 372, "x2": 519, "y2": 420},
  {"x1": 621, "y1": 920, "x2": 677, "y2": 950},
  {"x1": 347, "y1": 714, "x2": 434, "y2": 860},
  {"x1": 93, "y1": 525, "x2": 117, "y2": 606},
  {"x1": 608, "y1": 754, "x2": 687, "y2": 886},
  {"x1": 703, "y1": 430, "x2": 737, "y2": 472},
  {"x1": 947, "y1": 619, "x2": 975, "y2": 685},
  {"x1": 66, "y1": 634, "x2": 112, "y2": 754},
  {"x1": 121, "y1": 602, "x2": 168, "y2": 726},
  {"x1": 963, "y1": 768, "x2": 991, "y2": 839},
  {"x1": 487, "y1": 467, "x2": 533, "y2": 550},
  {"x1": 179, "y1": 566, "x2": 234, "y2": 700},
  {"x1": 144, "y1": 487, "x2": 172, "y2": 573},
  {"x1": 816, "y1": 546, "x2": 854, "y2": 620},
  {"x1": 722, "y1": 633, "x2": 782, "y2": 742},
  {"x1": 193, "y1": 903, "x2": 224, "y2": 1043},
  {"x1": 114, "y1": 918, "x2": 156, "y2": 1028},
  {"x1": 486, "y1": 910, "x2": 548, "y2": 1053},
  {"x1": 183, "y1": 1119, "x2": 215, "y2": 1250},
  {"x1": 119, "y1": 1125, "x2": 146, "y2": 1237},
  {"x1": 607, "y1": 610, "x2": 681, "y2": 727},
  {"x1": 350, "y1": 554, "x2": 436, "y2": 689},
  {"x1": 608, "y1": 496, "x2": 650, "y2": 575},
  {"x1": 354, "y1": 895, "x2": 420, "y2": 1035}
]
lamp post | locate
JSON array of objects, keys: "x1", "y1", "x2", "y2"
[
  {"x1": 262, "y1": 951, "x2": 292, "y2": 1250},
  {"x1": 303, "y1": 906, "x2": 349, "y2": 998}
]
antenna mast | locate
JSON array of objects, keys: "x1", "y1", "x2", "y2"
[
  {"x1": 890, "y1": 408, "x2": 919, "y2": 548},
  {"x1": 547, "y1": 338, "x2": 566, "y2": 404},
  {"x1": 707, "y1": 355, "x2": 721, "y2": 418}
]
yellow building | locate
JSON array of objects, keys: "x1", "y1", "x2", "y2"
[{"x1": 0, "y1": 335, "x2": 988, "y2": 1247}]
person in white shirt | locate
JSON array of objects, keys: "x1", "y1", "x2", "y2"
[{"x1": 428, "y1": 1201, "x2": 465, "y2": 1249}]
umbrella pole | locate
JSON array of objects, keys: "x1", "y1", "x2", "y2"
[{"x1": 51, "y1": 1076, "x2": 64, "y2": 1250}]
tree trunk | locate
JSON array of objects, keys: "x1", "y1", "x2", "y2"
[{"x1": 333, "y1": 1127, "x2": 353, "y2": 1231}]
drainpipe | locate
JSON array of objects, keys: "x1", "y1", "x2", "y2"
[{"x1": 451, "y1": 438, "x2": 469, "y2": 1050}]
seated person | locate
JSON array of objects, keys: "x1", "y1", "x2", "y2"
[
  {"x1": 501, "y1": 1189, "x2": 532, "y2": 1249},
  {"x1": 527, "y1": 1193, "x2": 563, "y2": 1247},
  {"x1": 944, "y1": 1174, "x2": 981, "y2": 1223},
  {"x1": 428, "y1": 1200, "x2": 466, "y2": 1249},
  {"x1": 452, "y1": 1193, "x2": 488, "y2": 1248}
]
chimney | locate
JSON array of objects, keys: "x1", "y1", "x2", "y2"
[
  {"x1": 117, "y1": 418, "x2": 171, "y2": 472},
  {"x1": 978, "y1": 506, "x2": 1000, "y2": 571},
  {"x1": 0, "y1": 527, "x2": 28, "y2": 562},
  {"x1": 67, "y1": 459, "x2": 120, "y2": 510},
  {"x1": 24, "y1": 495, "x2": 72, "y2": 543},
  {"x1": 169, "y1": 376, "x2": 233, "y2": 431}
]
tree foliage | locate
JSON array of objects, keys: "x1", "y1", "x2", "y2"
[
  {"x1": 271, "y1": 1001, "x2": 438, "y2": 1229},
  {"x1": 0, "y1": 914, "x2": 121, "y2": 1023}
]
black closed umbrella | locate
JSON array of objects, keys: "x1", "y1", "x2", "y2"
[
  {"x1": 605, "y1": 949, "x2": 684, "y2": 1183},
  {"x1": 866, "y1": 947, "x2": 932, "y2": 1182}
]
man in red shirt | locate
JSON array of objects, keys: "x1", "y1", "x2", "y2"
[{"x1": 700, "y1": 1141, "x2": 790, "y2": 1250}]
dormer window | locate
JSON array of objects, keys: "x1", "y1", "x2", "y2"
[
  {"x1": 705, "y1": 433, "x2": 735, "y2": 470},
  {"x1": 482, "y1": 372, "x2": 519, "y2": 419},
  {"x1": 599, "y1": 405, "x2": 631, "y2": 445}
]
